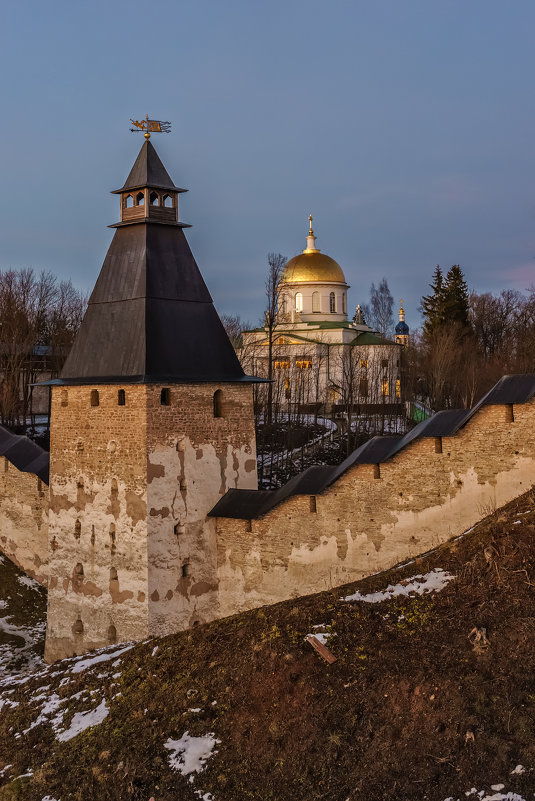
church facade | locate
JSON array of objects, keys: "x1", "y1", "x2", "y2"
[{"x1": 240, "y1": 218, "x2": 406, "y2": 412}]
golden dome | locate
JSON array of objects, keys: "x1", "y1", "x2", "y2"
[
  {"x1": 280, "y1": 215, "x2": 347, "y2": 285},
  {"x1": 281, "y1": 252, "x2": 346, "y2": 284}
]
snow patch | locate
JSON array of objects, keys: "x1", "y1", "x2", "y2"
[
  {"x1": 17, "y1": 575, "x2": 41, "y2": 591},
  {"x1": 164, "y1": 731, "x2": 220, "y2": 776},
  {"x1": 307, "y1": 625, "x2": 336, "y2": 645},
  {"x1": 343, "y1": 568, "x2": 455, "y2": 603},
  {"x1": 56, "y1": 699, "x2": 108, "y2": 742},
  {"x1": 69, "y1": 644, "x2": 133, "y2": 674},
  {"x1": 510, "y1": 765, "x2": 525, "y2": 774}
]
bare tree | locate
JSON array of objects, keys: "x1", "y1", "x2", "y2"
[
  {"x1": 264, "y1": 252, "x2": 286, "y2": 425},
  {"x1": 0, "y1": 268, "x2": 86, "y2": 431},
  {"x1": 369, "y1": 278, "x2": 394, "y2": 339},
  {"x1": 220, "y1": 313, "x2": 251, "y2": 351}
]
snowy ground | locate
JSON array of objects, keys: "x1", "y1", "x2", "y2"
[{"x1": 0, "y1": 555, "x2": 46, "y2": 678}]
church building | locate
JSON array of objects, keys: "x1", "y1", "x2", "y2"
[{"x1": 240, "y1": 217, "x2": 405, "y2": 410}]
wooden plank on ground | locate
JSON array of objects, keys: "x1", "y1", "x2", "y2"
[{"x1": 306, "y1": 635, "x2": 337, "y2": 664}]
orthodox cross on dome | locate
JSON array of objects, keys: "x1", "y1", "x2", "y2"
[
  {"x1": 399, "y1": 298, "x2": 405, "y2": 321},
  {"x1": 304, "y1": 213, "x2": 319, "y2": 253},
  {"x1": 130, "y1": 114, "x2": 171, "y2": 140}
]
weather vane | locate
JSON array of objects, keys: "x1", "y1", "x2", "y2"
[{"x1": 129, "y1": 114, "x2": 171, "y2": 140}]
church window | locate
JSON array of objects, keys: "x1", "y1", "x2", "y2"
[
  {"x1": 360, "y1": 359, "x2": 368, "y2": 369},
  {"x1": 160, "y1": 388, "x2": 171, "y2": 405},
  {"x1": 117, "y1": 389, "x2": 126, "y2": 406},
  {"x1": 74, "y1": 562, "x2": 84, "y2": 581},
  {"x1": 285, "y1": 377, "x2": 291, "y2": 399},
  {"x1": 381, "y1": 359, "x2": 388, "y2": 368},
  {"x1": 373, "y1": 464, "x2": 381, "y2": 479},
  {"x1": 329, "y1": 292, "x2": 336, "y2": 313},
  {"x1": 309, "y1": 495, "x2": 317, "y2": 513},
  {"x1": 359, "y1": 377, "x2": 368, "y2": 397},
  {"x1": 395, "y1": 379, "x2": 401, "y2": 398},
  {"x1": 149, "y1": 191, "x2": 159, "y2": 206},
  {"x1": 163, "y1": 194, "x2": 172, "y2": 208},
  {"x1": 343, "y1": 293, "x2": 347, "y2": 314},
  {"x1": 312, "y1": 292, "x2": 320, "y2": 313},
  {"x1": 381, "y1": 379, "x2": 389, "y2": 397},
  {"x1": 107, "y1": 625, "x2": 117, "y2": 644},
  {"x1": 125, "y1": 194, "x2": 134, "y2": 208},
  {"x1": 109, "y1": 523, "x2": 116, "y2": 554},
  {"x1": 505, "y1": 404, "x2": 514, "y2": 422},
  {"x1": 74, "y1": 519, "x2": 81, "y2": 539},
  {"x1": 274, "y1": 360, "x2": 290, "y2": 369},
  {"x1": 90, "y1": 389, "x2": 99, "y2": 407},
  {"x1": 135, "y1": 191, "x2": 145, "y2": 206},
  {"x1": 61, "y1": 389, "x2": 68, "y2": 407},
  {"x1": 295, "y1": 293, "x2": 303, "y2": 313},
  {"x1": 213, "y1": 389, "x2": 223, "y2": 418},
  {"x1": 110, "y1": 567, "x2": 118, "y2": 581},
  {"x1": 434, "y1": 437, "x2": 443, "y2": 454},
  {"x1": 296, "y1": 359, "x2": 312, "y2": 369},
  {"x1": 182, "y1": 562, "x2": 190, "y2": 578}
]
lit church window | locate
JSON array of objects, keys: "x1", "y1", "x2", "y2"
[
  {"x1": 295, "y1": 293, "x2": 303, "y2": 312},
  {"x1": 274, "y1": 360, "x2": 291, "y2": 369},
  {"x1": 329, "y1": 292, "x2": 336, "y2": 313},
  {"x1": 395, "y1": 379, "x2": 401, "y2": 398},
  {"x1": 296, "y1": 359, "x2": 312, "y2": 369},
  {"x1": 381, "y1": 379, "x2": 389, "y2": 396}
]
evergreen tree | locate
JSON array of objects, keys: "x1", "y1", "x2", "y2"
[
  {"x1": 443, "y1": 265, "x2": 470, "y2": 329},
  {"x1": 421, "y1": 265, "x2": 445, "y2": 341},
  {"x1": 422, "y1": 264, "x2": 470, "y2": 342}
]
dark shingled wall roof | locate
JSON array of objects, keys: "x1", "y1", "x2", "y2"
[
  {"x1": 56, "y1": 142, "x2": 258, "y2": 386},
  {"x1": 0, "y1": 425, "x2": 49, "y2": 484},
  {"x1": 210, "y1": 373, "x2": 535, "y2": 520},
  {"x1": 113, "y1": 140, "x2": 185, "y2": 193}
]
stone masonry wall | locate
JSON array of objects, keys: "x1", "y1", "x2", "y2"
[
  {"x1": 45, "y1": 384, "x2": 149, "y2": 662},
  {"x1": 0, "y1": 457, "x2": 48, "y2": 584},
  {"x1": 216, "y1": 400, "x2": 535, "y2": 617},
  {"x1": 44, "y1": 381, "x2": 257, "y2": 662},
  {"x1": 146, "y1": 383, "x2": 257, "y2": 635}
]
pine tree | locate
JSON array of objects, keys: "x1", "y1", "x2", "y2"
[
  {"x1": 421, "y1": 265, "x2": 445, "y2": 342},
  {"x1": 443, "y1": 265, "x2": 470, "y2": 329}
]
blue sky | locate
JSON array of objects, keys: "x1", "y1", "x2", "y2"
[{"x1": 1, "y1": 0, "x2": 534, "y2": 330}]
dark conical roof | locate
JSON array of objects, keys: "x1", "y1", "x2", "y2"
[
  {"x1": 56, "y1": 141, "x2": 257, "y2": 385},
  {"x1": 112, "y1": 139, "x2": 186, "y2": 194}
]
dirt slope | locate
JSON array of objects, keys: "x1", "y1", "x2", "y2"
[{"x1": 1, "y1": 490, "x2": 535, "y2": 801}]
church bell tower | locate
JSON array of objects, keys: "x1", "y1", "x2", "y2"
[{"x1": 44, "y1": 138, "x2": 259, "y2": 662}]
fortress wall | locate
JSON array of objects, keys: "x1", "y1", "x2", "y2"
[
  {"x1": 146, "y1": 383, "x2": 257, "y2": 635},
  {"x1": 216, "y1": 400, "x2": 535, "y2": 617},
  {"x1": 45, "y1": 384, "x2": 150, "y2": 662},
  {"x1": 0, "y1": 457, "x2": 48, "y2": 584}
]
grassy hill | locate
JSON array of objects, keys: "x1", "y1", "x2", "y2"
[{"x1": 2, "y1": 490, "x2": 535, "y2": 801}]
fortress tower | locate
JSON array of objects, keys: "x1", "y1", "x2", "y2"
[{"x1": 44, "y1": 140, "x2": 259, "y2": 662}]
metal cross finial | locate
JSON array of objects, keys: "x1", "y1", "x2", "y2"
[
  {"x1": 308, "y1": 214, "x2": 313, "y2": 234},
  {"x1": 130, "y1": 114, "x2": 171, "y2": 139}
]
